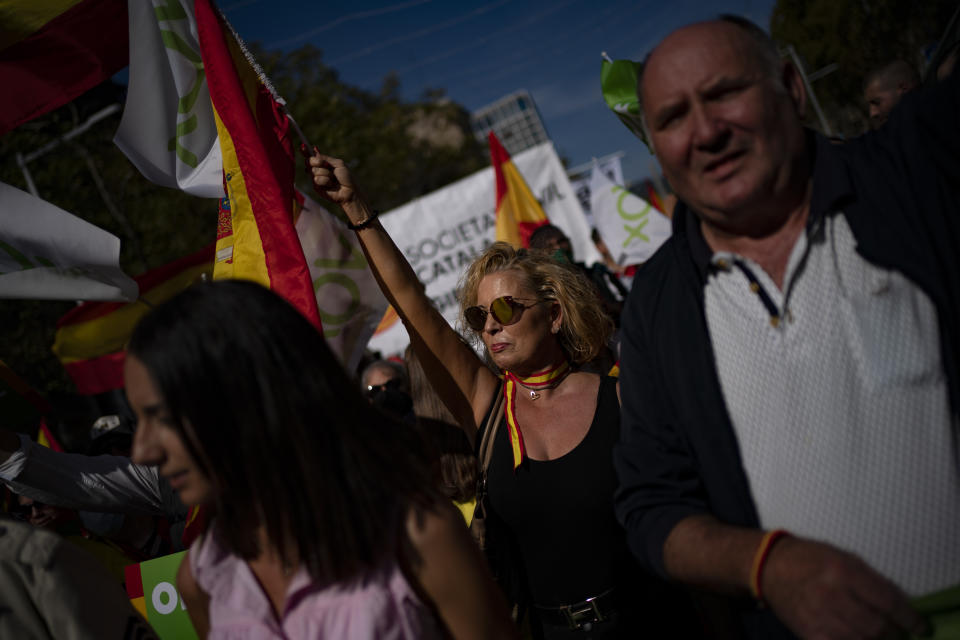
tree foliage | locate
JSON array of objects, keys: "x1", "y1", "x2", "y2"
[
  {"x1": 0, "y1": 44, "x2": 487, "y2": 397},
  {"x1": 251, "y1": 45, "x2": 487, "y2": 211},
  {"x1": 769, "y1": 0, "x2": 956, "y2": 136}
]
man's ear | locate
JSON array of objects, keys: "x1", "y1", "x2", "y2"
[{"x1": 782, "y1": 61, "x2": 807, "y2": 119}]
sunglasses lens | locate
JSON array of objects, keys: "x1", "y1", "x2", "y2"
[
  {"x1": 367, "y1": 378, "x2": 403, "y2": 398},
  {"x1": 491, "y1": 297, "x2": 518, "y2": 325},
  {"x1": 465, "y1": 306, "x2": 487, "y2": 331}
]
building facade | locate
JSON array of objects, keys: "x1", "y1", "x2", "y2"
[{"x1": 471, "y1": 90, "x2": 550, "y2": 155}]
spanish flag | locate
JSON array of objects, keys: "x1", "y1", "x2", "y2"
[
  {"x1": 489, "y1": 132, "x2": 548, "y2": 248},
  {"x1": 0, "y1": 0, "x2": 128, "y2": 135},
  {"x1": 52, "y1": 244, "x2": 214, "y2": 395},
  {"x1": 195, "y1": 0, "x2": 322, "y2": 329}
]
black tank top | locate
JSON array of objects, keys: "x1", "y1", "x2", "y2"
[{"x1": 483, "y1": 375, "x2": 633, "y2": 605}]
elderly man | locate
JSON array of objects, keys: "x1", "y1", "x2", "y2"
[
  {"x1": 615, "y1": 16, "x2": 960, "y2": 639},
  {"x1": 863, "y1": 60, "x2": 920, "y2": 129}
]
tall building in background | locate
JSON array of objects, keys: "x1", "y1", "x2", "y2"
[{"x1": 471, "y1": 90, "x2": 550, "y2": 155}]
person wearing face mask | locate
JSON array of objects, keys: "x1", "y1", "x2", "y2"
[
  {"x1": 305, "y1": 150, "x2": 701, "y2": 639},
  {"x1": 527, "y1": 225, "x2": 628, "y2": 332}
]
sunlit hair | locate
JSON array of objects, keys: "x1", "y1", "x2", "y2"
[
  {"x1": 458, "y1": 242, "x2": 613, "y2": 366},
  {"x1": 128, "y1": 280, "x2": 434, "y2": 585}
]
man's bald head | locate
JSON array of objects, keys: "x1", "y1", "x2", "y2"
[
  {"x1": 637, "y1": 18, "x2": 809, "y2": 235},
  {"x1": 863, "y1": 60, "x2": 919, "y2": 129},
  {"x1": 638, "y1": 16, "x2": 782, "y2": 131}
]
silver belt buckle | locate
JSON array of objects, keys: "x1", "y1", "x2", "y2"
[{"x1": 561, "y1": 596, "x2": 604, "y2": 630}]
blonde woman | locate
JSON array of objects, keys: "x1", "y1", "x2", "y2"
[{"x1": 307, "y1": 152, "x2": 700, "y2": 638}]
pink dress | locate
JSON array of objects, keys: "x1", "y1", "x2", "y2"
[{"x1": 189, "y1": 530, "x2": 442, "y2": 639}]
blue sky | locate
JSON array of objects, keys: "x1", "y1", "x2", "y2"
[{"x1": 221, "y1": 0, "x2": 779, "y2": 186}]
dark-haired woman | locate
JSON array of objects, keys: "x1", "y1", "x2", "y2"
[
  {"x1": 306, "y1": 153, "x2": 701, "y2": 638},
  {"x1": 126, "y1": 280, "x2": 517, "y2": 639}
]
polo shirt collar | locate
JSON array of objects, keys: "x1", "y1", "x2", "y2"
[{"x1": 678, "y1": 130, "x2": 855, "y2": 283}]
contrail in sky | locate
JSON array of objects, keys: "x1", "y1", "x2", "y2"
[
  {"x1": 266, "y1": 0, "x2": 436, "y2": 49},
  {"x1": 327, "y1": 0, "x2": 513, "y2": 66}
]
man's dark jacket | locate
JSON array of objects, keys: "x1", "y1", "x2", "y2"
[{"x1": 614, "y1": 69, "x2": 960, "y2": 638}]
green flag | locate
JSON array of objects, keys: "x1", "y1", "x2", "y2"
[
  {"x1": 601, "y1": 59, "x2": 649, "y2": 151},
  {"x1": 911, "y1": 584, "x2": 960, "y2": 640}
]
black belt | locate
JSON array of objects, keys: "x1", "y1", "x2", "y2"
[{"x1": 534, "y1": 588, "x2": 617, "y2": 630}]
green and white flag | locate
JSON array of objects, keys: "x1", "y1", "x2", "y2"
[
  {"x1": 295, "y1": 190, "x2": 388, "y2": 372},
  {"x1": 114, "y1": 0, "x2": 223, "y2": 197},
  {"x1": 601, "y1": 58, "x2": 649, "y2": 151},
  {"x1": 0, "y1": 181, "x2": 138, "y2": 301},
  {"x1": 590, "y1": 163, "x2": 670, "y2": 266}
]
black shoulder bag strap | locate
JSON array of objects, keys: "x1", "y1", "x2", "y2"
[{"x1": 470, "y1": 380, "x2": 505, "y2": 550}]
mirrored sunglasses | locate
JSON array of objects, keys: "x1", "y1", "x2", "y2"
[{"x1": 464, "y1": 296, "x2": 540, "y2": 332}]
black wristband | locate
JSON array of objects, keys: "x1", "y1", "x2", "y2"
[{"x1": 346, "y1": 209, "x2": 380, "y2": 231}]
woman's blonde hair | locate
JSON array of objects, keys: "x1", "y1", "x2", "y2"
[{"x1": 458, "y1": 242, "x2": 613, "y2": 366}]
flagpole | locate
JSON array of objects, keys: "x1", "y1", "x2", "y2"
[
  {"x1": 209, "y1": 5, "x2": 314, "y2": 157},
  {"x1": 16, "y1": 103, "x2": 121, "y2": 198},
  {"x1": 282, "y1": 108, "x2": 312, "y2": 151}
]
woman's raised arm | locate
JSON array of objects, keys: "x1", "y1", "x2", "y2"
[{"x1": 306, "y1": 151, "x2": 499, "y2": 442}]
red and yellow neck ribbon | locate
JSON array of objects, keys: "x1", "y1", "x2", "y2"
[{"x1": 502, "y1": 360, "x2": 571, "y2": 469}]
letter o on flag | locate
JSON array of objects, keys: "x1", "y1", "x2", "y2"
[
  {"x1": 313, "y1": 273, "x2": 361, "y2": 326},
  {"x1": 152, "y1": 581, "x2": 179, "y2": 615}
]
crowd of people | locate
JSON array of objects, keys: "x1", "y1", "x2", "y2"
[{"x1": 2, "y1": 13, "x2": 960, "y2": 640}]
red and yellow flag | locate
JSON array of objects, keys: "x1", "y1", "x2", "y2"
[
  {"x1": 195, "y1": 0, "x2": 322, "y2": 330},
  {"x1": 0, "y1": 0, "x2": 128, "y2": 135},
  {"x1": 489, "y1": 132, "x2": 548, "y2": 248},
  {"x1": 36, "y1": 421, "x2": 64, "y2": 452},
  {"x1": 52, "y1": 244, "x2": 214, "y2": 395}
]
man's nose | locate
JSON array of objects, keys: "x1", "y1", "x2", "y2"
[{"x1": 691, "y1": 104, "x2": 730, "y2": 152}]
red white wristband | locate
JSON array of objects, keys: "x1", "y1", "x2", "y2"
[{"x1": 749, "y1": 529, "x2": 790, "y2": 602}]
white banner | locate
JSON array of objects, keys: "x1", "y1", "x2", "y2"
[
  {"x1": 368, "y1": 142, "x2": 597, "y2": 357},
  {"x1": 114, "y1": 0, "x2": 224, "y2": 198},
  {"x1": 295, "y1": 191, "x2": 388, "y2": 372},
  {"x1": 569, "y1": 155, "x2": 624, "y2": 227},
  {"x1": 0, "y1": 182, "x2": 138, "y2": 301},
  {"x1": 590, "y1": 164, "x2": 671, "y2": 267}
]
